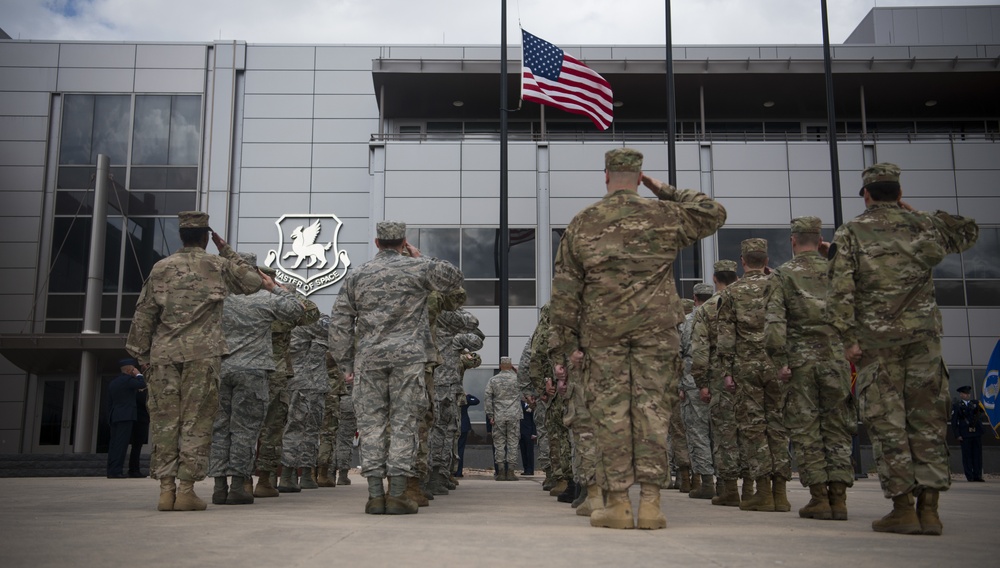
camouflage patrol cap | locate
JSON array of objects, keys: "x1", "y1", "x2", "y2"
[
  {"x1": 860, "y1": 162, "x2": 901, "y2": 196},
  {"x1": 605, "y1": 148, "x2": 643, "y2": 172},
  {"x1": 790, "y1": 216, "x2": 822, "y2": 234},
  {"x1": 714, "y1": 260, "x2": 737, "y2": 274},
  {"x1": 681, "y1": 298, "x2": 695, "y2": 315},
  {"x1": 693, "y1": 283, "x2": 714, "y2": 296},
  {"x1": 377, "y1": 221, "x2": 406, "y2": 241},
  {"x1": 238, "y1": 252, "x2": 257, "y2": 266},
  {"x1": 741, "y1": 238, "x2": 767, "y2": 255},
  {"x1": 178, "y1": 211, "x2": 209, "y2": 229}
]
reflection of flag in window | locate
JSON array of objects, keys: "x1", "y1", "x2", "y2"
[
  {"x1": 521, "y1": 29, "x2": 613, "y2": 130},
  {"x1": 509, "y1": 228, "x2": 535, "y2": 248},
  {"x1": 982, "y1": 339, "x2": 1000, "y2": 438}
]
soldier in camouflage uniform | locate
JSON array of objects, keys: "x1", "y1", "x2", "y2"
[
  {"x1": 485, "y1": 357, "x2": 524, "y2": 480},
  {"x1": 681, "y1": 283, "x2": 717, "y2": 499},
  {"x1": 549, "y1": 148, "x2": 726, "y2": 530},
  {"x1": 531, "y1": 305, "x2": 572, "y2": 497},
  {"x1": 333, "y1": 380, "x2": 356, "y2": 485},
  {"x1": 764, "y1": 217, "x2": 854, "y2": 521},
  {"x1": 328, "y1": 221, "x2": 463, "y2": 515},
  {"x1": 208, "y1": 252, "x2": 304, "y2": 505},
  {"x1": 280, "y1": 316, "x2": 331, "y2": 492},
  {"x1": 827, "y1": 163, "x2": 979, "y2": 535},
  {"x1": 126, "y1": 211, "x2": 263, "y2": 511},
  {"x1": 666, "y1": 399, "x2": 690, "y2": 491},
  {"x1": 691, "y1": 260, "x2": 742, "y2": 506},
  {"x1": 718, "y1": 238, "x2": 791, "y2": 513},
  {"x1": 253, "y1": 271, "x2": 319, "y2": 498},
  {"x1": 316, "y1": 352, "x2": 349, "y2": 487}
]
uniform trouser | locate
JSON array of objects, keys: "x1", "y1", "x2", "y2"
[
  {"x1": 856, "y1": 340, "x2": 952, "y2": 498},
  {"x1": 146, "y1": 357, "x2": 220, "y2": 481},
  {"x1": 451, "y1": 387, "x2": 464, "y2": 471},
  {"x1": 430, "y1": 383, "x2": 457, "y2": 470},
  {"x1": 588, "y1": 331, "x2": 681, "y2": 492},
  {"x1": 785, "y1": 359, "x2": 855, "y2": 487},
  {"x1": 535, "y1": 399, "x2": 550, "y2": 473},
  {"x1": 334, "y1": 394, "x2": 356, "y2": 470},
  {"x1": 128, "y1": 421, "x2": 149, "y2": 475},
  {"x1": 710, "y1": 386, "x2": 741, "y2": 479},
  {"x1": 256, "y1": 371, "x2": 289, "y2": 473},
  {"x1": 519, "y1": 432, "x2": 535, "y2": 473},
  {"x1": 208, "y1": 370, "x2": 269, "y2": 477},
  {"x1": 281, "y1": 389, "x2": 325, "y2": 468},
  {"x1": 960, "y1": 437, "x2": 983, "y2": 481},
  {"x1": 668, "y1": 399, "x2": 690, "y2": 469},
  {"x1": 547, "y1": 396, "x2": 572, "y2": 481},
  {"x1": 107, "y1": 420, "x2": 133, "y2": 476},
  {"x1": 566, "y1": 376, "x2": 598, "y2": 485},
  {"x1": 456, "y1": 430, "x2": 470, "y2": 475},
  {"x1": 356, "y1": 362, "x2": 427, "y2": 478},
  {"x1": 415, "y1": 365, "x2": 435, "y2": 480},
  {"x1": 736, "y1": 361, "x2": 792, "y2": 480},
  {"x1": 318, "y1": 391, "x2": 342, "y2": 467},
  {"x1": 681, "y1": 387, "x2": 715, "y2": 475},
  {"x1": 493, "y1": 419, "x2": 520, "y2": 465}
]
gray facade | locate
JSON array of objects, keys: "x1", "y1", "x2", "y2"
[{"x1": 0, "y1": 6, "x2": 998, "y2": 453}]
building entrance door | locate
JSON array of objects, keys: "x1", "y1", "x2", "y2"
[{"x1": 32, "y1": 377, "x2": 78, "y2": 453}]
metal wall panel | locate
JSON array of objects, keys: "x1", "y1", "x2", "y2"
[
  {"x1": 0, "y1": 141, "x2": 45, "y2": 167},
  {"x1": 958, "y1": 197, "x2": 1000, "y2": 223},
  {"x1": 384, "y1": 197, "x2": 460, "y2": 224},
  {"x1": 0, "y1": 191, "x2": 42, "y2": 217},
  {"x1": 240, "y1": 167, "x2": 312, "y2": 193},
  {"x1": 0, "y1": 216, "x2": 39, "y2": 242},
  {"x1": 548, "y1": 143, "x2": 606, "y2": 172},
  {"x1": 385, "y1": 170, "x2": 461, "y2": 198},
  {"x1": 241, "y1": 143, "x2": 312, "y2": 168},
  {"x1": 314, "y1": 70, "x2": 375, "y2": 95},
  {"x1": 714, "y1": 197, "x2": 791, "y2": 225},
  {"x1": 971, "y1": 337, "x2": 998, "y2": 367},
  {"x1": 787, "y1": 143, "x2": 835, "y2": 171},
  {"x1": 0, "y1": 243, "x2": 39, "y2": 269},
  {"x1": 0, "y1": 116, "x2": 47, "y2": 141},
  {"x1": 0, "y1": 92, "x2": 50, "y2": 116},
  {"x1": 246, "y1": 45, "x2": 315, "y2": 70},
  {"x1": 238, "y1": 192, "x2": 311, "y2": 217},
  {"x1": 629, "y1": 142, "x2": 701, "y2": 171},
  {"x1": 955, "y1": 170, "x2": 1000, "y2": 197},
  {"x1": 312, "y1": 143, "x2": 370, "y2": 168},
  {"x1": 134, "y1": 68, "x2": 205, "y2": 93},
  {"x1": 311, "y1": 168, "x2": 372, "y2": 194},
  {"x1": 549, "y1": 170, "x2": 600, "y2": 198},
  {"x1": 242, "y1": 118, "x2": 313, "y2": 144},
  {"x1": 385, "y1": 143, "x2": 460, "y2": 171},
  {"x1": 893, "y1": 169, "x2": 957, "y2": 197},
  {"x1": 965, "y1": 8, "x2": 994, "y2": 44},
  {"x1": 713, "y1": 144, "x2": 788, "y2": 171},
  {"x1": 967, "y1": 309, "x2": 1000, "y2": 338},
  {"x1": 788, "y1": 171, "x2": 836, "y2": 198},
  {"x1": 245, "y1": 70, "x2": 315, "y2": 95},
  {"x1": 916, "y1": 8, "x2": 945, "y2": 45},
  {"x1": 313, "y1": 118, "x2": 378, "y2": 143},
  {"x1": 550, "y1": 197, "x2": 601, "y2": 225},
  {"x1": 891, "y1": 9, "x2": 921, "y2": 45},
  {"x1": 136, "y1": 44, "x2": 207, "y2": 69},
  {"x1": 789, "y1": 198, "x2": 837, "y2": 225},
  {"x1": 942, "y1": 336, "x2": 973, "y2": 366},
  {"x1": 905, "y1": 196, "x2": 961, "y2": 214},
  {"x1": 0, "y1": 374, "x2": 26, "y2": 402},
  {"x1": 953, "y1": 143, "x2": 1000, "y2": 170},
  {"x1": 315, "y1": 46, "x2": 383, "y2": 71},
  {"x1": 59, "y1": 44, "x2": 135, "y2": 68},
  {"x1": 0, "y1": 42, "x2": 59, "y2": 67},
  {"x1": 243, "y1": 94, "x2": 314, "y2": 119},
  {"x1": 876, "y1": 142, "x2": 954, "y2": 170},
  {"x1": 309, "y1": 191, "x2": 371, "y2": 218},
  {"x1": 941, "y1": 308, "x2": 970, "y2": 337},
  {"x1": 714, "y1": 171, "x2": 790, "y2": 197},
  {"x1": 462, "y1": 197, "x2": 536, "y2": 225},
  {"x1": 313, "y1": 94, "x2": 378, "y2": 119},
  {"x1": 0, "y1": 67, "x2": 57, "y2": 92},
  {"x1": 461, "y1": 170, "x2": 537, "y2": 198},
  {"x1": 57, "y1": 68, "x2": 135, "y2": 92}
]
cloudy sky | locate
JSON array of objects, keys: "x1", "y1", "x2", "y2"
[{"x1": 1, "y1": 0, "x2": 996, "y2": 45}]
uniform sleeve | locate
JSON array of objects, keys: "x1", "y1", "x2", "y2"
[
  {"x1": 670, "y1": 188, "x2": 729, "y2": 248},
  {"x1": 764, "y1": 271, "x2": 789, "y2": 369},
  {"x1": 328, "y1": 277, "x2": 358, "y2": 376},
  {"x1": 689, "y1": 306, "x2": 711, "y2": 389},
  {"x1": 930, "y1": 211, "x2": 979, "y2": 255},
  {"x1": 125, "y1": 280, "x2": 159, "y2": 364},
  {"x1": 484, "y1": 379, "x2": 495, "y2": 418},
  {"x1": 716, "y1": 290, "x2": 737, "y2": 378},
  {"x1": 423, "y1": 258, "x2": 464, "y2": 294},
  {"x1": 218, "y1": 243, "x2": 264, "y2": 295},
  {"x1": 826, "y1": 226, "x2": 860, "y2": 348},
  {"x1": 548, "y1": 227, "x2": 584, "y2": 363},
  {"x1": 269, "y1": 288, "x2": 306, "y2": 324},
  {"x1": 529, "y1": 308, "x2": 554, "y2": 394},
  {"x1": 453, "y1": 332, "x2": 484, "y2": 353}
]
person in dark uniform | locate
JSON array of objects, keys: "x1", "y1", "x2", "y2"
[
  {"x1": 519, "y1": 400, "x2": 537, "y2": 475},
  {"x1": 107, "y1": 358, "x2": 146, "y2": 478},
  {"x1": 951, "y1": 385, "x2": 984, "y2": 482},
  {"x1": 455, "y1": 393, "x2": 479, "y2": 477},
  {"x1": 127, "y1": 384, "x2": 150, "y2": 477}
]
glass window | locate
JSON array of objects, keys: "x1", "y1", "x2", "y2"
[
  {"x1": 132, "y1": 95, "x2": 202, "y2": 166},
  {"x1": 168, "y1": 95, "x2": 201, "y2": 165},
  {"x1": 60, "y1": 95, "x2": 97, "y2": 165},
  {"x1": 130, "y1": 167, "x2": 199, "y2": 190},
  {"x1": 465, "y1": 280, "x2": 535, "y2": 307},
  {"x1": 60, "y1": 95, "x2": 130, "y2": 165},
  {"x1": 934, "y1": 280, "x2": 966, "y2": 306},
  {"x1": 717, "y1": 227, "x2": 834, "y2": 274},
  {"x1": 966, "y1": 281, "x2": 1000, "y2": 307},
  {"x1": 122, "y1": 217, "x2": 181, "y2": 293},
  {"x1": 405, "y1": 228, "x2": 460, "y2": 266},
  {"x1": 964, "y1": 228, "x2": 999, "y2": 279},
  {"x1": 45, "y1": 294, "x2": 85, "y2": 320},
  {"x1": 461, "y1": 228, "x2": 535, "y2": 279}
]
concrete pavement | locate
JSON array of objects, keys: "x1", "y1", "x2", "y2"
[{"x1": 0, "y1": 473, "x2": 995, "y2": 568}]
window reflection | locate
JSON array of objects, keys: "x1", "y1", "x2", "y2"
[
  {"x1": 405, "y1": 228, "x2": 460, "y2": 266},
  {"x1": 59, "y1": 95, "x2": 130, "y2": 165},
  {"x1": 964, "y1": 228, "x2": 999, "y2": 279},
  {"x1": 132, "y1": 95, "x2": 201, "y2": 166},
  {"x1": 462, "y1": 228, "x2": 535, "y2": 279}
]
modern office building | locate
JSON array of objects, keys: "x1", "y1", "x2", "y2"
[{"x1": 0, "y1": 5, "x2": 997, "y2": 456}]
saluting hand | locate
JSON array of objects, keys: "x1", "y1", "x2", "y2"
[{"x1": 210, "y1": 229, "x2": 227, "y2": 251}]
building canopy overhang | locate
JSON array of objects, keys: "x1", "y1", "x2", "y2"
[{"x1": 0, "y1": 334, "x2": 128, "y2": 375}]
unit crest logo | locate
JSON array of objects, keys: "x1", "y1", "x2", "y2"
[{"x1": 264, "y1": 214, "x2": 351, "y2": 296}]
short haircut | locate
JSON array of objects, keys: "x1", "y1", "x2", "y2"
[
  {"x1": 607, "y1": 170, "x2": 640, "y2": 185},
  {"x1": 694, "y1": 292, "x2": 713, "y2": 303},
  {"x1": 865, "y1": 181, "x2": 901, "y2": 202},
  {"x1": 179, "y1": 227, "x2": 209, "y2": 246},
  {"x1": 793, "y1": 232, "x2": 821, "y2": 247},
  {"x1": 743, "y1": 251, "x2": 768, "y2": 268},
  {"x1": 377, "y1": 237, "x2": 404, "y2": 248},
  {"x1": 714, "y1": 270, "x2": 738, "y2": 285}
]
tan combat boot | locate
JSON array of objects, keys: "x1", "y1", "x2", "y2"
[
  {"x1": 243, "y1": 476, "x2": 254, "y2": 495},
  {"x1": 405, "y1": 476, "x2": 429, "y2": 507},
  {"x1": 637, "y1": 483, "x2": 667, "y2": 530},
  {"x1": 365, "y1": 477, "x2": 386, "y2": 515},
  {"x1": 741, "y1": 475, "x2": 754, "y2": 501},
  {"x1": 740, "y1": 476, "x2": 775, "y2": 512},
  {"x1": 871, "y1": 492, "x2": 921, "y2": 534},
  {"x1": 316, "y1": 465, "x2": 336, "y2": 487},
  {"x1": 590, "y1": 489, "x2": 634, "y2": 529},
  {"x1": 576, "y1": 484, "x2": 604, "y2": 517},
  {"x1": 254, "y1": 471, "x2": 280, "y2": 498},
  {"x1": 712, "y1": 478, "x2": 741, "y2": 507},
  {"x1": 678, "y1": 467, "x2": 692, "y2": 493},
  {"x1": 337, "y1": 468, "x2": 352, "y2": 486},
  {"x1": 385, "y1": 476, "x2": 419, "y2": 515},
  {"x1": 157, "y1": 476, "x2": 176, "y2": 511},
  {"x1": 799, "y1": 483, "x2": 833, "y2": 520},
  {"x1": 916, "y1": 488, "x2": 943, "y2": 536},
  {"x1": 690, "y1": 474, "x2": 715, "y2": 499},
  {"x1": 772, "y1": 475, "x2": 791, "y2": 512},
  {"x1": 828, "y1": 481, "x2": 848, "y2": 521},
  {"x1": 174, "y1": 480, "x2": 207, "y2": 511},
  {"x1": 548, "y1": 479, "x2": 568, "y2": 497}
]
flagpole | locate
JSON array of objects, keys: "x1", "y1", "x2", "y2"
[
  {"x1": 499, "y1": 0, "x2": 510, "y2": 358},
  {"x1": 665, "y1": 0, "x2": 677, "y2": 185},
  {"x1": 821, "y1": 0, "x2": 844, "y2": 228}
]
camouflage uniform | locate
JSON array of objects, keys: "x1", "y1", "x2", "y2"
[
  {"x1": 318, "y1": 353, "x2": 348, "y2": 469},
  {"x1": 334, "y1": 382, "x2": 357, "y2": 471},
  {"x1": 667, "y1": 399, "x2": 690, "y2": 470},
  {"x1": 765, "y1": 218, "x2": 853, "y2": 488},
  {"x1": 548, "y1": 150, "x2": 727, "y2": 492},
  {"x1": 565, "y1": 363, "x2": 598, "y2": 487},
  {"x1": 431, "y1": 310, "x2": 484, "y2": 474},
  {"x1": 531, "y1": 305, "x2": 571, "y2": 483},
  {"x1": 718, "y1": 241, "x2": 791, "y2": 482},
  {"x1": 328, "y1": 242, "x2": 464, "y2": 479},
  {"x1": 126, "y1": 215, "x2": 262, "y2": 483},
  {"x1": 255, "y1": 295, "x2": 320, "y2": 474},
  {"x1": 209, "y1": 282, "x2": 304, "y2": 478},
  {"x1": 680, "y1": 306, "x2": 714, "y2": 476},
  {"x1": 485, "y1": 368, "x2": 523, "y2": 467},
  {"x1": 282, "y1": 318, "x2": 330, "y2": 468},
  {"x1": 827, "y1": 166, "x2": 978, "y2": 499}
]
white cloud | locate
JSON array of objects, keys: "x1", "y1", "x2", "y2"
[{"x1": 0, "y1": 0, "x2": 996, "y2": 45}]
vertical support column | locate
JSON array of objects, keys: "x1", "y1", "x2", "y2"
[
  {"x1": 699, "y1": 142, "x2": 716, "y2": 278},
  {"x1": 74, "y1": 154, "x2": 110, "y2": 453},
  {"x1": 536, "y1": 143, "x2": 551, "y2": 306},
  {"x1": 369, "y1": 142, "x2": 386, "y2": 260}
]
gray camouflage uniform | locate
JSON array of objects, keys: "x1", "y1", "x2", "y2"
[
  {"x1": 282, "y1": 317, "x2": 330, "y2": 468},
  {"x1": 485, "y1": 369, "x2": 524, "y2": 467},
  {"x1": 680, "y1": 308, "x2": 715, "y2": 476},
  {"x1": 431, "y1": 310, "x2": 484, "y2": 473}
]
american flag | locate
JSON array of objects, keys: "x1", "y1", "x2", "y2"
[{"x1": 521, "y1": 29, "x2": 614, "y2": 131}]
